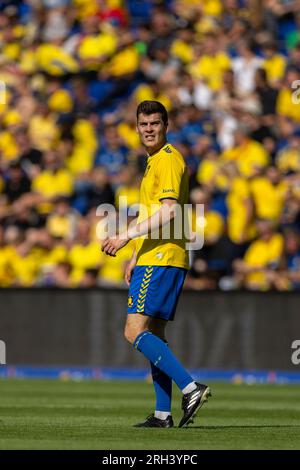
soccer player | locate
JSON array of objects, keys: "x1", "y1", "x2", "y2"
[{"x1": 102, "y1": 101, "x2": 211, "y2": 428}]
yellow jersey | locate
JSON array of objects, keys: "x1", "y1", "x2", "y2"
[
  {"x1": 226, "y1": 176, "x2": 256, "y2": 243},
  {"x1": 244, "y1": 233, "x2": 284, "y2": 290},
  {"x1": 135, "y1": 143, "x2": 189, "y2": 269},
  {"x1": 250, "y1": 177, "x2": 289, "y2": 222}
]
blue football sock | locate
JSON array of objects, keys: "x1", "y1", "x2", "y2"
[
  {"x1": 134, "y1": 331, "x2": 193, "y2": 391},
  {"x1": 151, "y1": 361, "x2": 172, "y2": 412}
]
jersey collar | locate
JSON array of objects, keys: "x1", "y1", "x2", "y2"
[{"x1": 147, "y1": 141, "x2": 169, "y2": 159}]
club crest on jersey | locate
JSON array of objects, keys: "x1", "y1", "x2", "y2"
[
  {"x1": 164, "y1": 145, "x2": 172, "y2": 153},
  {"x1": 128, "y1": 296, "x2": 133, "y2": 307}
]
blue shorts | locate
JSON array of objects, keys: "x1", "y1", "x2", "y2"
[{"x1": 127, "y1": 265, "x2": 187, "y2": 321}]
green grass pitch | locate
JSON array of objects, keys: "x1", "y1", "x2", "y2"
[{"x1": 0, "y1": 379, "x2": 299, "y2": 450}]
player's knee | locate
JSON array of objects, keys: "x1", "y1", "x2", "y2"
[
  {"x1": 124, "y1": 325, "x2": 135, "y2": 344},
  {"x1": 124, "y1": 323, "x2": 149, "y2": 345}
]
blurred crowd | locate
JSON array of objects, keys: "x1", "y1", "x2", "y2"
[{"x1": 0, "y1": 0, "x2": 300, "y2": 290}]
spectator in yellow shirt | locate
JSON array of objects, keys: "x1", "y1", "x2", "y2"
[
  {"x1": 46, "y1": 197, "x2": 78, "y2": 240},
  {"x1": 196, "y1": 148, "x2": 229, "y2": 192},
  {"x1": 2, "y1": 226, "x2": 39, "y2": 287},
  {"x1": 171, "y1": 27, "x2": 195, "y2": 65},
  {"x1": 28, "y1": 102, "x2": 60, "y2": 152},
  {"x1": 262, "y1": 42, "x2": 286, "y2": 86},
  {"x1": 221, "y1": 126, "x2": 270, "y2": 178},
  {"x1": 31, "y1": 150, "x2": 74, "y2": 213},
  {"x1": 68, "y1": 218, "x2": 104, "y2": 285},
  {"x1": 191, "y1": 33, "x2": 231, "y2": 91},
  {"x1": 77, "y1": 16, "x2": 117, "y2": 71},
  {"x1": 233, "y1": 219, "x2": 284, "y2": 290},
  {"x1": 104, "y1": 43, "x2": 139, "y2": 78},
  {"x1": 225, "y1": 162, "x2": 256, "y2": 244},
  {"x1": 35, "y1": 41, "x2": 79, "y2": 76},
  {"x1": 250, "y1": 166, "x2": 289, "y2": 222}
]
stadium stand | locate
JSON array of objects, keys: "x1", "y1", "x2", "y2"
[{"x1": 0, "y1": 0, "x2": 300, "y2": 290}]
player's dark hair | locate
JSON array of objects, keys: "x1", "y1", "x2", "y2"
[{"x1": 136, "y1": 100, "x2": 168, "y2": 125}]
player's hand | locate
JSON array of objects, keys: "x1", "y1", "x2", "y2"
[
  {"x1": 101, "y1": 234, "x2": 129, "y2": 257},
  {"x1": 125, "y1": 256, "x2": 137, "y2": 286}
]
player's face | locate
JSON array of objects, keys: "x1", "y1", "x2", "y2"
[{"x1": 137, "y1": 113, "x2": 167, "y2": 154}]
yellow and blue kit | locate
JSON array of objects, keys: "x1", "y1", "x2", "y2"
[{"x1": 127, "y1": 143, "x2": 189, "y2": 320}]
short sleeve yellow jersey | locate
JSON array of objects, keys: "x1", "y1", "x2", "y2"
[{"x1": 135, "y1": 143, "x2": 190, "y2": 269}]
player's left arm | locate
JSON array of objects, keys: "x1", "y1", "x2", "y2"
[{"x1": 101, "y1": 199, "x2": 177, "y2": 257}]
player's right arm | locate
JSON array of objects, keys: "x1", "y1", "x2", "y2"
[{"x1": 125, "y1": 248, "x2": 137, "y2": 286}]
